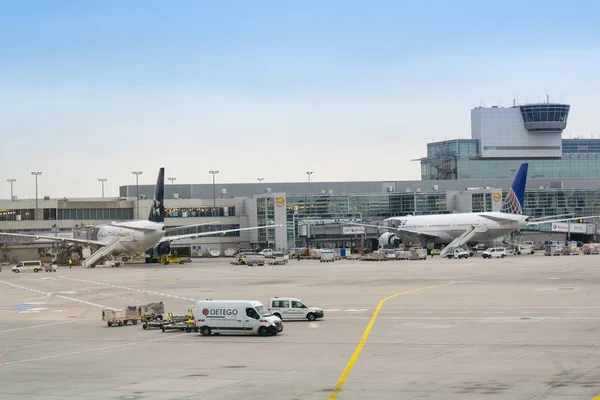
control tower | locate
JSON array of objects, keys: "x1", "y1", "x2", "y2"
[{"x1": 471, "y1": 102, "x2": 570, "y2": 159}]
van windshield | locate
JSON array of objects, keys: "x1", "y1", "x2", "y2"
[{"x1": 255, "y1": 306, "x2": 272, "y2": 317}]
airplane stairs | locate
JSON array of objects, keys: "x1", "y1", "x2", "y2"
[
  {"x1": 82, "y1": 237, "x2": 121, "y2": 268},
  {"x1": 440, "y1": 226, "x2": 487, "y2": 258}
]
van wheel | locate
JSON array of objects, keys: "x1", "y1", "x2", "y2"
[
  {"x1": 258, "y1": 326, "x2": 269, "y2": 336},
  {"x1": 201, "y1": 326, "x2": 211, "y2": 336},
  {"x1": 501, "y1": 254, "x2": 506, "y2": 258},
  {"x1": 34, "y1": 269, "x2": 39, "y2": 273},
  {"x1": 307, "y1": 313, "x2": 316, "y2": 321},
  {"x1": 14, "y1": 269, "x2": 20, "y2": 273},
  {"x1": 274, "y1": 313, "x2": 282, "y2": 320}
]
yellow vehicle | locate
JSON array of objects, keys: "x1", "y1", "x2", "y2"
[{"x1": 159, "y1": 255, "x2": 191, "y2": 265}]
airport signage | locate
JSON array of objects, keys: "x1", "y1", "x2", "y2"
[
  {"x1": 569, "y1": 223, "x2": 586, "y2": 234},
  {"x1": 342, "y1": 226, "x2": 365, "y2": 235},
  {"x1": 551, "y1": 223, "x2": 569, "y2": 232}
]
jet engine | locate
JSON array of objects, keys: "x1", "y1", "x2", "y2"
[
  {"x1": 379, "y1": 232, "x2": 401, "y2": 248},
  {"x1": 153, "y1": 242, "x2": 171, "y2": 256}
]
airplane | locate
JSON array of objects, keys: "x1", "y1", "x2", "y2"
[
  {"x1": 345, "y1": 163, "x2": 598, "y2": 248},
  {"x1": 0, "y1": 167, "x2": 280, "y2": 265}
]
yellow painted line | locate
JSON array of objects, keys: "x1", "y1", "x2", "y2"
[
  {"x1": 328, "y1": 282, "x2": 455, "y2": 399},
  {"x1": 592, "y1": 396, "x2": 600, "y2": 400}
]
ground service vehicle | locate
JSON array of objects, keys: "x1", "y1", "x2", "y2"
[
  {"x1": 448, "y1": 248, "x2": 469, "y2": 259},
  {"x1": 482, "y1": 247, "x2": 507, "y2": 259},
  {"x1": 320, "y1": 250, "x2": 335, "y2": 263},
  {"x1": 140, "y1": 302, "x2": 164, "y2": 321},
  {"x1": 45, "y1": 264, "x2": 57, "y2": 272},
  {"x1": 102, "y1": 307, "x2": 140, "y2": 326},
  {"x1": 160, "y1": 255, "x2": 191, "y2": 265},
  {"x1": 410, "y1": 247, "x2": 428, "y2": 260},
  {"x1": 269, "y1": 252, "x2": 287, "y2": 265},
  {"x1": 12, "y1": 261, "x2": 43, "y2": 273},
  {"x1": 195, "y1": 300, "x2": 283, "y2": 336},
  {"x1": 268, "y1": 297, "x2": 324, "y2": 321},
  {"x1": 244, "y1": 254, "x2": 265, "y2": 266}
]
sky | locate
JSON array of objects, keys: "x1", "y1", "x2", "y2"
[{"x1": 1, "y1": 0, "x2": 599, "y2": 199}]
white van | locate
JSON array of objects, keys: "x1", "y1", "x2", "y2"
[
  {"x1": 268, "y1": 297, "x2": 324, "y2": 321},
  {"x1": 482, "y1": 247, "x2": 507, "y2": 259},
  {"x1": 12, "y1": 261, "x2": 43, "y2": 273},
  {"x1": 195, "y1": 300, "x2": 283, "y2": 337}
]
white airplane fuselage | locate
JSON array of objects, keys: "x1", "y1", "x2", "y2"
[
  {"x1": 95, "y1": 220, "x2": 165, "y2": 254},
  {"x1": 384, "y1": 212, "x2": 529, "y2": 244}
]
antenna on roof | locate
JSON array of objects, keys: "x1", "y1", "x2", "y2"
[{"x1": 546, "y1": 94, "x2": 550, "y2": 104}]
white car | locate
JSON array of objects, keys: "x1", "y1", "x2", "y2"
[
  {"x1": 268, "y1": 297, "x2": 324, "y2": 321},
  {"x1": 448, "y1": 248, "x2": 469, "y2": 259},
  {"x1": 482, "y1": 247, "x2": 507, "y2": 259}
]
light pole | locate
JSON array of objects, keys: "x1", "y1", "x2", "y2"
[
  {"x1": 306, "y1": 171, "x2": 313, "y2": 216},
  {"x1": 98, "y1": 178, "x2": 107, "y2": 198},
  {"x1": 132, "y1": 171, "x2": 143, "y2": 219},
  {"x1": 168, "y1": 177, "x2": 176, "y2": 185},
  {"x1": 6, "y1": 179, "x2": 16, "y2": 201},
  {"x1": 209, "y1": 171, "x2": 219, "y2": 216},
  {"x1": 31, "y1": 172, "x2": 42, "y2": 220}
]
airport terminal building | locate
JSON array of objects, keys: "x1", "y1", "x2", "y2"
[{"x1": 2, "y1": 102, "x2": 600, "y2": 260}]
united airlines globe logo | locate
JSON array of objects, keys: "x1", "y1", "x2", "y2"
[{"x1": 500, "y1": 188, "x2": 523, "y2": 214}]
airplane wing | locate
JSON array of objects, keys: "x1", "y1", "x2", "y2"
[
  {"x1": 0, "y1": 232, "x2": 106, "y2": 246},
  {"x1": 340, "y1": 222, "x2": 441, "y2": 239},
  {"x1": 479, "y1": 214, "x2": 523, "y2": 223},
  {"x1": 165, "y1": 221, "x2": 221, "y2": 232},
  {"x1": 525, "y1": 215, "x2": 600, "y2": 226},
  {"x1": 160, "y1": 225, "x2": 282, "y2": 243}
]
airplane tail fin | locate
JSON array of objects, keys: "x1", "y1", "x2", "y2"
[
  {"x1": 148, "y1": 167, "x2": 166, "y2": 223},
  {"x1": 500, "y1": 163, "x2": 528, "y2": 215}
]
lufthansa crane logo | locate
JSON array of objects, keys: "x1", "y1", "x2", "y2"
[
  {"x1": 275, "y1": 197, "x2": 285, "y2": 207},
  {"x1": 493, "y1": 193, "x2": 502, "y2": 202}
]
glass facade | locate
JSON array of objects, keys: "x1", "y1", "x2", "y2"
[
  {"x1": 520, "y1": 104, "x2": 569, "y2": 125},
  {"x1": 257, "y1": 198, "x2": 275, "y2": 246},
  {"x1": 0, "y1": 209, "x2": 35, "y2": 221},
  {"x1": 56, "y1": 208, "x2": 134, "y2": 220},
  {"x1": 422, "y1": 139, "x2": 600, "y2": 180},
  {"x1": 284, "y1": 189, "x2": 600, "y2": 247},
  {"x1": 165, "y1": 224, "x2": 241, "y2": 238},
  {"x1": 165, "y1": 207, "x2": 234, "y2": 218},
  {"x1": 285, "y1": 193, "x2": 451, "y2": 248}
]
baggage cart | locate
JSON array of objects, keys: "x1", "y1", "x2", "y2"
[
  {"x1": 139, "y1": 302, "x2": 164, "y2": 322},
  {"x1": 102, "y1": 307, "x2": 140, "y2": 327}
]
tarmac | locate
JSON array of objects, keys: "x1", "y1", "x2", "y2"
[{"x1": 1, "y1": 254, "x2": 600, "y2": 400}]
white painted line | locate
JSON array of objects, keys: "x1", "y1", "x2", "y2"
[
  {"x1": 0, "y1": 333, "x2": 188, "y2": 367},
  {"x1": 0, "y1": 280, "x2": 112, "y2": 310},
  {"x1": 0, "y1": 319, "x2": 94, "y2": 334},
  {"x1": 59, "y1": 276, "x2": 197, "y2": 303}
]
